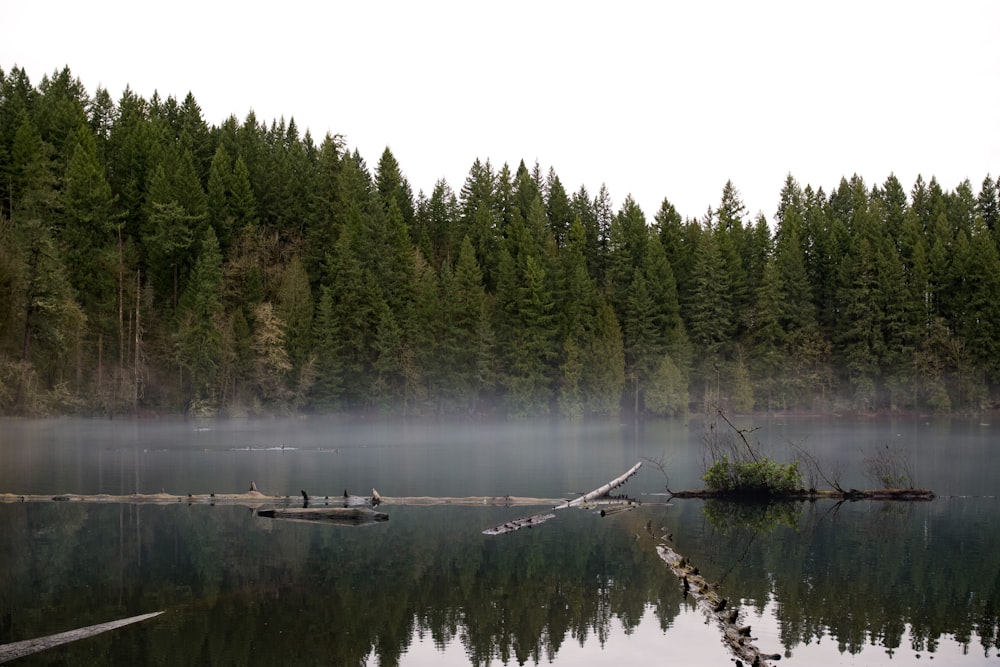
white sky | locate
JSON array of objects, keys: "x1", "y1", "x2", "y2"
[{"x1": 3, "y1": 0, "x2": 999, "y2": 222}]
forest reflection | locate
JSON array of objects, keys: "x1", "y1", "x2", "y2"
[{"x1": 1, "y1": 498, "x2": 997, "y2": 665}]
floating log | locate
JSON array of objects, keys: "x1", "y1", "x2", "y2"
[
  {"x1": 657, "y1": 544, "x2": 774, "y2": 667},
  {"x1": 0, "y1": 465, "x2": 652, "y2": 514},
  {"x1": 556, "y1": 462, "x2": 643, "y2": 509},
  {"x1": 256, "y1": 506, "x2": 388, "y2": 524},
  {"x1": 667, "y1": 487, "x2": 935, "y2": 501},
  {"x1": 0, "y1": 611, "x2": 163, "y2": 663},
  {"x1": 482, "y1": 512, "x2": 557, "y2": 535},
  {"x1": 1, "y1": 491, "x2": 566, "y2": 507},
  {"x1": 483, "y1": 463, "x2": 645, "y2": 535}
]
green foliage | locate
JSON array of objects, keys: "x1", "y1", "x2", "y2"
[
  {"x1": 703, "y1": 455, "x2": 803, "y2": 495},
  {"x1": 644, "y1": 352, "x2": 687, "y2": 417}
]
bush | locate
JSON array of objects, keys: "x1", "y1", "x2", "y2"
[{"x1": 704, "y1": 455, "x2": 803, "y2": 495}]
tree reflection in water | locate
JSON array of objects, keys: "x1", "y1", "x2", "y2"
[{"x1": 0, "y1": 497, "x2": 998, "y2": 665}]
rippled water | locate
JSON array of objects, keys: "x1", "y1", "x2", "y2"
[{"x1": 1, "y1": 416, "x2": 997, "y2": 665}]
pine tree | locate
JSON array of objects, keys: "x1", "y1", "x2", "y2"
[
  {"x1": 408, "y1": 249, "x2": 440, "y2": 412},
  {"x1": 976, "y1": 173, "x2": 999, "y2": 232},
  {"x1": 749, "y1": 256, "x2": 783, "y2": 410},
  {"x1": 375, "y1": 147, "x2": 415, "y2": 230},
  {"x1": 585, "y1": 300, "x2": 625, "y2": 415},
  {"x1": 177, "y1": 227, "x2": 224, "y2": 408},
  {"x1": 836, "y1": 234, "x2": 885, "y2": 409},
  {"x1": 310, "y1": 286, "x2": 343, "y2": 410},
  {"x1": 275, "y1": 255, "x2": 314, "y2": 380},
  {"x1": 545, "y1": 167, "x2": 573, "y2": 247},
  {"x1": 144, "y1": 168, "x2": 196, "y2": 312},
  {"x1": 556, "y1": 336, "x2": 584, "y2": 418},
  {"x1": 501, "y1": 253, "x2": 557, "y2": 416},
  {"x1": 206, "y1": 144, "x2": 234, "y2": 249},
  {"x1": 60, "y1": 124, "x2": 117, "y2": 326},
  {"x1": 440, "y1": 236, "x2": 486, "y2": 411}
]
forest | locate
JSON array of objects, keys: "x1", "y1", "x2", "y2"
[{"x1": 1, "y1": 65, "x2": 999, "y2": 418}]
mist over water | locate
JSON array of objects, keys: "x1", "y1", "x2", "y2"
[{"x1": 1, "y1": 415, "x2": 998, "y2": 665}]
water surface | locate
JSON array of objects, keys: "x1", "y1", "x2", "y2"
[{"x1": 1, "y1": 416, "x2": 997, "y2": 665}]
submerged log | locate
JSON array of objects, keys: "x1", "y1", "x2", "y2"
[
  {"x1": 256, "y1": 506, "x2": 388, "y2": 524},
  {"x1": 482, "y1": 512, "x2": 557, "y2": 535},
  {"x1": 668, "y1": 487, "x2": 935, "y2": 501},
  {"x1": 657, "y1": 544, "x2": 775, "y2": 667},
  {"x1": 0, "y1": 611, "x2": 163, "y2": 663}
]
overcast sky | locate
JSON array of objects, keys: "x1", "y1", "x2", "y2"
[{"x1": 4, "y1": 0, "x2": 999, "y2": 222}]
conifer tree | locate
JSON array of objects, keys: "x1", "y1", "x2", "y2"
[
  {"x1": 177, "y1": 227, "x2": 224, "y2": 407},
  {"x1": 206, "y1": 144, "x2": 234, "y2": 249},
  {"x1": 275, "y1": 255, "x2": 314, "y2": 380},
  {"x1": 585, "y1": 300, "x2": 625, "y2": 415},
  {"x1": 545, "y1": 167, "x2": 573, "y2": 247},
  {"x1": 976, "y1": 174, "x2": 999, "y2": 232},
  {"x1": 375, "y1": 147, "x2": 415, "y2": 229}
]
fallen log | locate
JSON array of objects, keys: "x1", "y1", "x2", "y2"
[
  {"x1": 1, "y1": 465, "x2": 650, "y2": 517},
  {"x1": 483, "y1": 462, "x2": 644, "y2": 535},
  {"x1": 481, "y1": 512, "x2": 557, "y2": 535},
  {"x1": 0, "y1": 491, "x2": 566, "y2": 507},
  {"x1": 555, "y1": 462, "x2": 643, "y2": 509},
  {"x1": 668, "y1": 487, "x2": 935, "y2": 501},
  {"x1": 657, "y1": 544, "x2": 777, "y2": 667},
  {"x1": 256, "y1": 506, "x2": 388, "y2": 524},
  {"x1": 0, "y1": 611, "x2": 163, "y2": 664}
]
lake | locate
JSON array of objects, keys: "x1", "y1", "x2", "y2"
[{"x1": 1, "y1": 415, "x2": 998, "y2": 666}]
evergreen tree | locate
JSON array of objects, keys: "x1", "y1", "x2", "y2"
[
  {"x1": 310, "y1": 285, "x2": 343, "y2": 409},
  {"x1": 206, "y1": 144, "x2": 234, "y2": 249},
  {"x1": 375, "y1": 146, "x2": 415, "y2": 229},
  {"x1": 749, "y1": 256, "x2": 784, "y2": 410},
  {"x1": 556, "y1": 336, "x2": 584, "y2": 418},
  {"x1": 499, "y1": 250, "x2": 557, "y2": 417},
  {"x1": 176, "y1": 227, "x2": 224, "y2": 408},
  {"x1": 407, "y1": 249, "x2": 439, "y2": 412},
  {"x1": 571, "y1": 185, "x2": 601, "y2": 280},
  {"x1": 836, "y1": 232, "x2": 885, "y2": 408},
  {"x1": 60, "y1": 124, "x2": 117, "y2": 326},
  {"x1": 976, "y1": 173, "x2": 999, "y2": 232},
  {"x1": 545, "y1": 167, "x2": 573, "y2": 247},
  {"x1": 686, "y1": 224, "x2": 731, "y2": 368},
  {"x1": 143, "y1": 166, "x2": 196, "y2": 312},
  {"x1": 275, "y1": 255, "x2": 315, "y2": 387},
  {"x1": 584, "y1": 300, "x2": 625, "y2": 416},
  {"x1": 621, "y1": 269, "x2": 659, "y2": 413},
  {"x1": 440, "y1": 236, "x2": 486, "y2": 411}
]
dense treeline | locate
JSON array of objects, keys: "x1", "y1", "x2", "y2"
[{"x1": 2, "y1": 65, "x2": 999, "y2": 417}]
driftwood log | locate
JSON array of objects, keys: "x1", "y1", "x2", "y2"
[
  {"x1": 0, "y1": 611, "x2": 163, "y2": 664},
  {"x1": 657, "y1": 545, "x2": 779, "y2": 667},
  {"x1": 483, "y1": 462, "x2": 643, "y2": 535},
  {"x1": 556, "y1": 462, "x2": 642, "y2": 509}
]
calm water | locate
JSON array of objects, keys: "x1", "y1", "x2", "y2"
[{"x1": 0, "y1": 416, "x2": 998, "y2": 666}]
